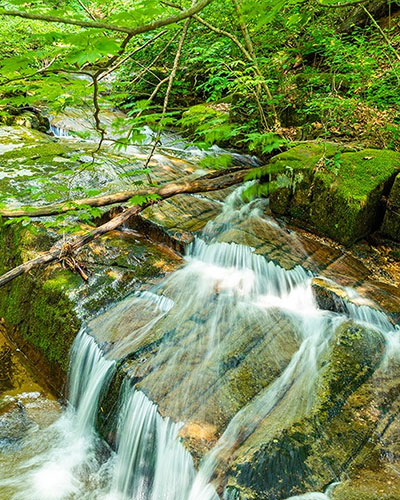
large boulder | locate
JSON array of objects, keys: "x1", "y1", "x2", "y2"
[
  {"x1": 269, "y1": 143, "x2": 400, "y2": 245},
  {"x1": 223, "y1": 321, "x2": 389, "y2": 499}
]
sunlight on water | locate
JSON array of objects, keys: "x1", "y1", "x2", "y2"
[{"x1": 0, "y1": 177, "x2": 397, "y2": 500}]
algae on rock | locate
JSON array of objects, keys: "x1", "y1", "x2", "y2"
[{"x1": 223, "y1": 321, "x2": 390, "y2": 499}]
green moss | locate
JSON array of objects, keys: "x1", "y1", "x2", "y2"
[
  {"x1": 1, "y1": 141, "x2": 70, "y2": 163},
  {"x1": 271, "y1": 142, "x2": 341, "y2": 165},
  {"x1": 269, "y1": 144, "x2": 400, "y2": 245},
  {"x1": 325, "y1": 149, "x2": 400, "y2": 201},
  {"x1": 0, "y1": 220, "x2": 81, "y2": 375},
  {"x1": 224, "y1": 321, "x2": 388, "y2": 499},
  {"x1": 314, "y1": 322, "x2": 386, "y2": 421}
]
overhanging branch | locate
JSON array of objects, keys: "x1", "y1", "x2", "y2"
[{"x1": 0, "y1": 0, "x2": 215, "y2": 35}]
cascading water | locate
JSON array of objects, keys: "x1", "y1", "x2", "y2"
[
  {"x1": 1, "y1": 179, "x2": 398, "y2": 499},
  {"x1": 0, "y1": 328, "x2": 115, "y2": 500},
  {"x1": 108, "y1": 384, "x2": 199, "y2": 500}
]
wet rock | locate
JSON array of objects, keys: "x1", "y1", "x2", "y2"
[
  {"x1": 179, "y1": 421, "x2": 218, "y2": 466},
  {"x1": 0, "y1": 398, "x2": 29, "y2": 446},
  {"x1": 332, "y1": 467, "x2": 400, "y2": 500},
  {"x1": 140, "y1": 193, "x2": 222, "y2": 234},
  {"x1": 0, "y1": 218, "x2": 180, "y2": 395},
  {"x1": 381, "y1": 173, "x2": 400, "y2": 242},
  {"x1": 0, "y1": 344, "x2": 13, "y2": 392},
  {"x1": 223, "y1": 321, "x2": 388, "y2": 499},
  {"x1": 269, "y1": 143, "x2": 400, "y2": 245},
  {"x1": 13, "y1": 111, "x2": 49, "y2": 133},
  {"x1": 311, "y1": 277, "x2": 376, "y2": 314},
  {"x1": 0, "y1": 109, "x2": 49, "y2": 133}
]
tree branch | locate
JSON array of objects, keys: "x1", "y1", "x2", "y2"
[
  {"x1": 130, "y1": 30, "x2": 181, "y2": 86},
  {"x1": 142, "y1": 10, "x2": 192, "y2": 181},
  {"x1": 97, "y1": 30, "x2": 168, "y2": 82},
  {"x1": 0, "y1": 0, "x2": 214, "y2": 35},
  {"x1": 0, "y1": 168, "x2": 249, "y2": 218},
  {"x1": 316, "y1": 0, "x2": 369, "y2": 8},
  {"x1": 161, "y1": 0, "x2": 252, "y2": 60},
  {"x1": 0, "y1": 168, "x2": 249, "y2": 288}
]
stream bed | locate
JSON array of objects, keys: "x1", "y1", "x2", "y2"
[{"x1": 0, "y1": 112, "x2": 399, "y2": 500}]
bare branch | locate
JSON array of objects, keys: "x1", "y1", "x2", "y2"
[
  {"x1": 130, "y1": 31, "x2": 181, "y2": 86},
  {"x1": 361, "y1": 5, "x2": 400, "y2": 61},
  {"x1": 161, "y1": 0, "x2": 252, "y2": 60},
  {"x1": 0, "y1": 168, "x2": 250, "y2": 288},
  {"x1": 76, "y1": 0, "x2": 98, "y2": 21},
  {"x1": 142, "y1": 10, "x2": 192, "y2": 181},
  {"x1": 97, "y1": 30, "x2": 168, "y2": 82}
]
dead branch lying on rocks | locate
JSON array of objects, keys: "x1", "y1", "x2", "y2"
[
  {"x1": 0, "y1": 167, "x2": 247, "y2": 218},
  {"x1": 0, "y1": 168, "x2": 249, "y2": 288}
]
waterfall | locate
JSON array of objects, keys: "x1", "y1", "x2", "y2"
[
  {"x1": 109, "y1": 384, "x2": 201, "y2": 500},
  {"x1": 68, "y1": 329, "x2": 116, "y2": 434},
  {"x1": 24, "y1": 329, "x2": 115, "y2": 499},
  {"x1": 0, "y1": 329, "x2": 115, "y2": 500},
  {"x1": 49, "y1": 124, "x2": 70, "y2": 138},
  {"x1": 1, "y1": 179, "x2": 398, "y2": 499}
]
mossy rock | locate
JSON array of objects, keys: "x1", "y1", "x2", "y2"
[
  {"x1": 224, "y1": 321, "x2": 388, "y2": 499},
  {"x1": 332, "y1": 467, "x2": 400, "y2": 500},
  {"x1": 269, "y1": 143, "x2": 400, "y2": 245},
  {"x1": 380, "y1": 173, "x2": 400, "y2": 242},
  {"x1": 0, "y1": 220, "x2": 81, "y2": 392}
]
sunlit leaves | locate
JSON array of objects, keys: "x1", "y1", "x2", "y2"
[
  {"x1": 128, "y1": 192, "x2": 161, "y2": 206},
  {"x1": 198, "y1": 153, "x2": 233, "y2": 170},
  {"x1": 242, "y1": 133, "x2": 286, "y2": 154}
]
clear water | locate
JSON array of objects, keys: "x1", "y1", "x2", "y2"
[{"x1": 0, "y1": 171, "x2": 398, "y2": 499}]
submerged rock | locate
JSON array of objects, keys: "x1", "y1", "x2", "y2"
[{"x1": 269, "y1": 143, "x2": 400, "y2": 245}]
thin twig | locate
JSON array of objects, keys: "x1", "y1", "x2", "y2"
[
  {"x1": 0, "y1": 57, "x2": 57, "y2": 86},
  {"x1": 97, "y1": 30, "x2": 167, "y2": 82},
  {"x1": 362, "y1": 5, "x2": 400, "y2": 61},
  {"x1": 142, "y1": 13, "x2": 192, "y2": 183}
]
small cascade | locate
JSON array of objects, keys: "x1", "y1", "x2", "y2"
[
  {"x1": 49, "y1": 124, "x2": 70, "y2": 138},
  {"x1": 1, "y1": 172, "x2": 398, "y2": 499},
  {"x1": 188, "y1": 238, "x2": 310, "y2": 297},
  {"x1": 0, "y1": 329, "x2": 115, "y2": 500},
  {"x1": 109, "y1": 385, "x2": 203, "y2": 500},
  {"x1": 68, "y1": 328, "x2": 116, "y2": 433},
  {"x1": 23, "y1": 329, "x2": 116, "y2": 499}
]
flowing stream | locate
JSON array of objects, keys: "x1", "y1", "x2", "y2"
[{"x1": 0, "y1": 121, "x2": 399, "y2": 499}]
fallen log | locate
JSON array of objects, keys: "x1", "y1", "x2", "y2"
[
  {"x1": 0, "y1": 167, "x2": 246, "y2": 218},
  {"x1": 0, "y1": 167, "x2": 249, "y2": 288}
]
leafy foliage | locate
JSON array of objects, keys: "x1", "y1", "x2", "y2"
[{"x1": 0, "y1": 0, "x2": 400, "y2": 226}]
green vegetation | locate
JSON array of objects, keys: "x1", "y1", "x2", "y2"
[{"x1": 0, "y1": 1, "x2": 399, "y2": 247}]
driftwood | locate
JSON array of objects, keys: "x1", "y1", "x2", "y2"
[{"x1": 0, "y1": 168, "x2": 249, "y2": 288}]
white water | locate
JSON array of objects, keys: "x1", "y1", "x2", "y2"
[
  {"x1": 109, "y1": 385, "x2": 199, "y2": 500},
  {"x1": 0, "y1": 329, "x2": 115, "y2": 500},
  {"x1": 1, "y1": 183, "x2": 398, "y2": 499}
]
